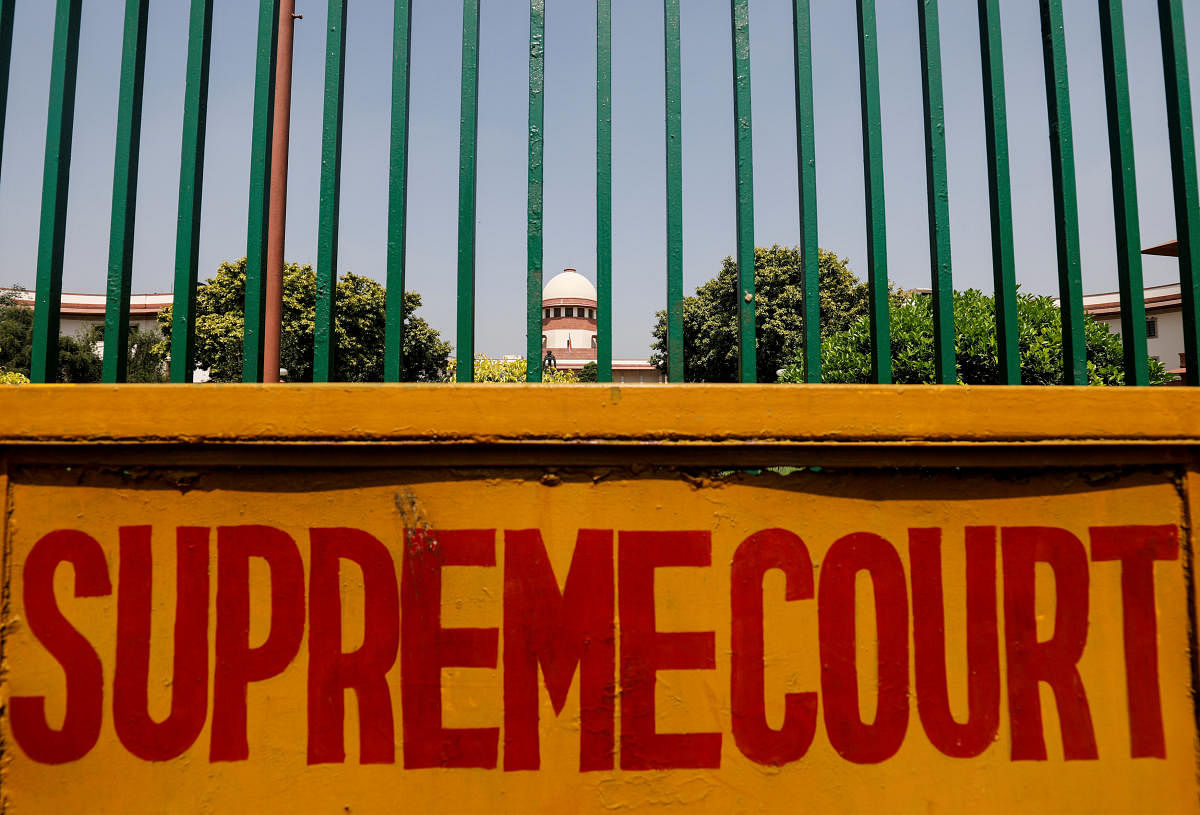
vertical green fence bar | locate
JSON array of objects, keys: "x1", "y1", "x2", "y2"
[
  {"x1": 170, "y1": 0, "x2": 215, "y2": 383},
  {"x1": 455, "y1": 0, "x2": 481, "y2": 383},
  {"x1": 855, "y1": 0, "x2": 890, "y2": 384},
  {"x1": 977, "y1": 0, "x2": 1020, "y2": 385},
  {"x1": 314, "y1": 0, "x2": 348, "y2": 382},
  {"x1": 1039, "y1": 0, "x2": 1087, "y2": 386},
  {"x1": 526, "y1": 0, "x2": 545, "y2": 382},
  {"x1": 917, "y1": 0, "x2": 955, "y2": 385},
  {"x1": 385, "y1": 0, "x2": 413, "y2": 382},
  {"x1": 30, "y1": 0, "x2": 83, "y2": 383},
  {"x1": 1157, "y1": 0, "x2": 1200, "y2": 386},
  {"x1": 793, "y1": 0, "x2": 820, "y2": 383},
  {"x1": 1097, "y1": 0, "x2": 1149, "y2": 386},
  {"x1": 731, "y1": 0, "x2": 757, "y2": 383},
  {"x1": 597, "y1": 0, "x2": 613, "y2": 383},
  {"x1": 665, "y1": 0, "x2": 683, "y2": 383},
  {"x1": 242, "y1": 0, "x2": 280, "y2": 384},
  {"x1": 0, "y1": 0, "x2": 15, "y2": 192},
  {"x1": 102, "y1": 0, "x2": 150, "y2": 384}
]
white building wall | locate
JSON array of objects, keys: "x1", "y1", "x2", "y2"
[
  {"x1": 59, "y1": 317, "x2": 96, "y2": 339},
  {"x1": 59, "y1": 315, "x2": 159, "y2": 339},
  {"x1": 544, "y1": 328, "x2": 595, "y2": 350},
  {"x1": 1098, "y1": 308, "x2": 1185, "y2": 369},
  {"x1": 614, "y1": 369, "x2": 665, "y2": 384},
  {"x1": 1149, "y1": 309, "x2": 1185, "y2": 369}
]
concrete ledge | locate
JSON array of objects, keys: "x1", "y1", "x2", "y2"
[{"x1": 0, "y1": 384, "x2": 1198, "y2": 446}]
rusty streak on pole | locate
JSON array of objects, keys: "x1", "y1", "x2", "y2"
[{"x1": 264, "y1": 0, "x2": 298, "y2": 383}]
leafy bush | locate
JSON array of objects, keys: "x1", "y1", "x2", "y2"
[
  {"x1": 445, "y1": 354, "x2": 579, "y2": 383},
  {"x1": 780, "y1": 289, "x2": 1169, "y2": 385}
]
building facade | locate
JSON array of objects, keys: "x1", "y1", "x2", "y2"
[
  {"x1": 1082, "y1": 282, "x2": 1187, "y2": 380},
  {"x1": 10, "y1": 290, "x2": 171, "y2": 341},
  {"x1": 541, "y1": 268, "x2": 599, "y2": 363},
  {"x1": 541, "y1": 268, "x2": 664, "y2": 384},
  {"x1": 9, "y1": 289, "x2": 173, "y2": 370}
]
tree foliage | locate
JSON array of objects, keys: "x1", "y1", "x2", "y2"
[
  {"x1": 445, "y1": 354, "x2": 579, "y2": 383},
  {"x1": 0, "y1": 296, "x2": 32, "y2": 375},
  {"x1": 0, "y1": 294, "x2": 29, "y2": 384},
  {"x1": 122, "y1": 326, "x2": 169, "y2": 382},
  {"x1": 157, "y1": 259, "x2": 451, "y2": 382},
  {"x1": 780, "y1": 288, "x2": 1169, "y2": 385},
  {"x1": 649, "y1": 246, "x2": 867, "y2": 382},
  {"x1": 578, "y1": 361, "x2": 599, "y2": 382}
]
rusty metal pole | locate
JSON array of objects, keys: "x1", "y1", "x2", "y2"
[{"x1": 264, "y1": 0, "x2": 298, "y2": 383}]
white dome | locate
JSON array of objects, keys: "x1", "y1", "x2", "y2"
[{"x1": 543, "y1": 269, "x2": 597, "y2": 302}]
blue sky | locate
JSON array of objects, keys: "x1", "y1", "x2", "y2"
[{"x1": 0, "y1": 0, "x2": 1197, "y2": 358}]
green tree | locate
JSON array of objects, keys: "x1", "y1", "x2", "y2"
[
  {"x1": 780, "y1": 288, "x2": 1169, "y2": 385},
  {"x1": 60, "y1": 324, "x2": 169, "y2": 383},
  {"x1": 0, "y1": 292, "x2": 28, "y2": 384},
  {"x1": 124, "y1": 326, "x2": 169, "y2": 383},
  {"x1": 158, "y1": 259, "x2": 451, "y2": 382},
  {"x1": 0, "y1": 293, "x2": 32, "y2": 375},
  {"x1": 578, "y1": 361, "x2": 599, "y2": 382},
  {"x1": 649, "y1": 246, "x2": 867, "y2": 382}
]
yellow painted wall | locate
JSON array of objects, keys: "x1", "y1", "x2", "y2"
[{"x1": 1, "y1": 386, "x2": 1198, "y2": 814}]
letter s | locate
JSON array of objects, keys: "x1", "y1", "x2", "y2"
[{"x1": 11, "y1": 530, "x2": 112, "y2": 764}]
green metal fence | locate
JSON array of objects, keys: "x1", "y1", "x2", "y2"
[{"x1": 3, "y1": 0, "x2": 1199, "y2": 385}]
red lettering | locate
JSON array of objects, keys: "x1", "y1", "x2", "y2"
[
  {"x1": 11, "y1": 530, "x2": 112, "y2": 764},
  {"x1": 114, "y1": 526, "x2": 209, "y2": 761},
  {"x1": 730, "y1": 528, "x2": 817, "y2": 766},
  {"x1": 401, "y1": 529, "x2": 499, "y2": 769},
  {"x1": 307, "y1": 528, "x2": 400, "y2": 764},
  {"x1": 618, "y1": 531, "x2": 721, "y2": 770},
  {"x1": 1090, "y1": 525, "x2": 1178, "y2": 759},
  {"x1": 211, "y1": 526, "x2": 305, "y2": 761},
  {"x1": 503, "y1": 529, "x2": 615, "y2": 771},
  {"x1": 911, "y1": 527, "x2": 1000, "y2": 758},
  {"x1": 1002, "y1": 526, "x2": 1097, "y2": 760},
  {"x1": 818, "y1": 532, "x2": 909, "y2": 764}
]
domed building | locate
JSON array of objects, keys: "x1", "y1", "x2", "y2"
[
  {"x1": 542, "y1": 268, "x2": 598, "y2": 364},
  {"x1": 540, "y1": 268, "x2": 664, "y2": 383}
]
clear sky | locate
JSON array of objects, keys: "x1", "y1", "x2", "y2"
[{"x1": 0, "y1": 0, "x2": 1197, "y2": 359}]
